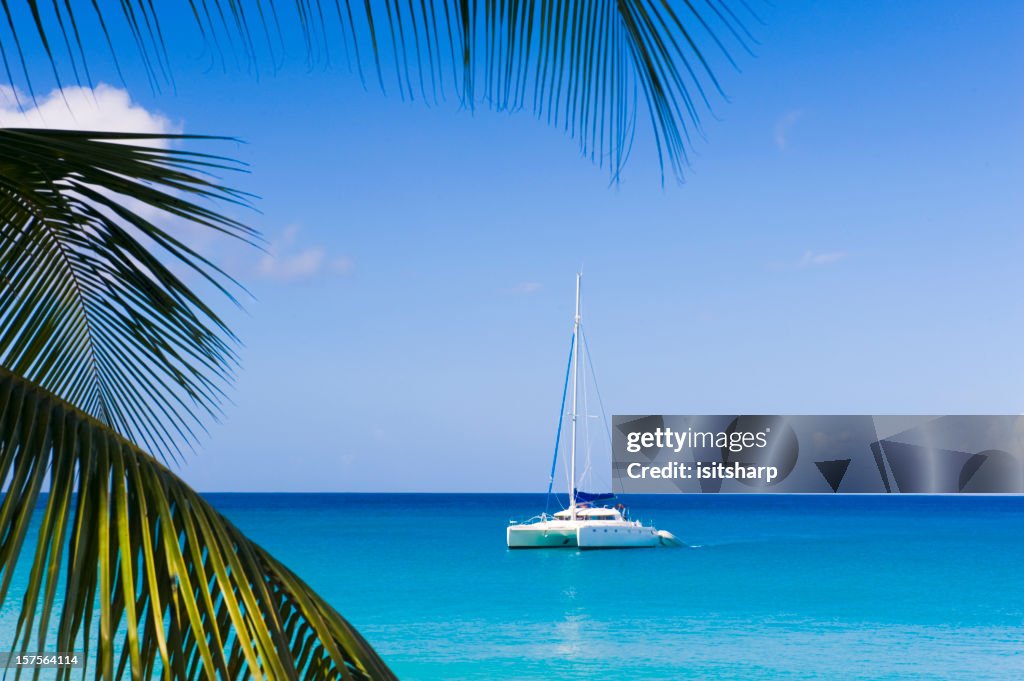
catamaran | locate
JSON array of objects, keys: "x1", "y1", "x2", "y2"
[{"x1": 506, "y1": 273, "x2": 681, "y2": 550}]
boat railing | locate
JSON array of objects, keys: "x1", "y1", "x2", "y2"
[{"x1": 508, "y1": 513, "x2": 553, "y2": 526}]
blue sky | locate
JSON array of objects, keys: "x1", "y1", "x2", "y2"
[{"x1": 2, "y1": 1, "x2": 1022, "y2": 491}]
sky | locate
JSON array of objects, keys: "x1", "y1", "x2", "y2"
[{"x1": 1, "y1": 1, "x2": 1022, "y2": 491}]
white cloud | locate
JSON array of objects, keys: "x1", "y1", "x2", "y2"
[
  {"x1": 0, "y1": 85, "x2": 236, "y2": 255},
  {"x1": 774, "y1": 110, "x2": 803, "y2": 151},
  {"x1": 1, "y1": 84, "x2": 210, "y2": 241},
  {"x1": 257, "y1": 225, "x2": 354, "y2": 281},
  {"x1": 0, "y1": 84, "x2": 179, "y2": 139},
  {"x1": 330, "y1": 256, "x2": 355, "y2": 275},
  {"x1": 505, "y1": 281, "x2": 543, "y2": 295},
  {"x1": 258, "y1": 247, "x2": 325, "y2": 280},
  {"x1": 0, "y1": 85, "x2": 258, "y2": 292},
  {"x1": 799, "y1": 250, "x2": 847, "y2": 268}
]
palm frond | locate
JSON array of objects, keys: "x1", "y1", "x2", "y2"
[
  {"x1": 1, "y1": 1, "x2": 759, "y2": 182},
  {"x1": 0, "y1": 366, "x2": 395, "y2": 680},
  {"x1": 0, "y1": 128, "x2": 254, "y2": 460}
]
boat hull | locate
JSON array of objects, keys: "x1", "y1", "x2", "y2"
[
  {"x1": 507, "y1": 520, "x2": 663, "y2": 549},
  {"x1": 576, "y1": 524, "x2": 660, "y2": 549},
  {"x1": 507, "y1": 524, "x2": 577, "y2": 548}
]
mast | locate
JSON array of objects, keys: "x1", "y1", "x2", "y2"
[{"x1": 569, "y1": 272, "x2": 581, "y2": 517}]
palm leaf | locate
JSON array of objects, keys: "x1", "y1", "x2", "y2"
[
  {"x1": 1, "y1": 1, "x2": 758, "y2": 182},
  {"x1": 0, "y1": 128, "x2": 254, "y2": 460},
  {"x1": 0, "y1": 366, "x2": 396, "y2": 680}
]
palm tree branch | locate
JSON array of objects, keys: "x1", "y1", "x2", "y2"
[
  {"x1": 0, "y1": 366, "x2": 396, "y2": 680},
  {"x1": 2, "y1": 1, "x2": 757, "y2": 182},
  {"x1": 0, "y1": 128, "x2": 254, "y2": 460}
]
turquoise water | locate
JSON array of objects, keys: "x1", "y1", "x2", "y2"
[
  {"x1": 4, "y1": 494, "x2": 1024, "y2": 679},
  {"x1": 215, "y1": 494, "x2": 1022, "y2": 680}
]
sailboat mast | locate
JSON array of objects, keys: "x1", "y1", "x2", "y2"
[{"x1": 569, "y1": 272, "x2": 581, "y2": 517}]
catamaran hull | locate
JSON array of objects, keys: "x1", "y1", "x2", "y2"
[
  {"x1": 507, "y1": 523, "x2": 663, "y2": 549},
  {"x1": 576, "y1": 525, "x2": 660, "y2": 549},
  {"x1": 507, "y1": 525, "x2": 578, "y2": 548}
]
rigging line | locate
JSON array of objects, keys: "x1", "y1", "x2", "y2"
[
  {"x1": 580, "y1": 326, "x2": 613, "y2": 446},
  {"x1": 546, "y1": 333, "x2": 575, "y2": 515},
  {"x1": 581, "y1": 328, "x2": 595, "y2": 493}
]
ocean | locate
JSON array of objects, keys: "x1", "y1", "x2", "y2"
[{"x1": 4, "y1": 494, "x2": 1024, "y2": 679}]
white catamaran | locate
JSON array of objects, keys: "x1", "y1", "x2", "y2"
[{"x1": 506, "y1": 274, "x2": 681, "y2": 550}]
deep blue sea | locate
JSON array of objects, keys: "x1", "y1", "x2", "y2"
[{"x1": 4, "y1": 494, "x2": 1024, "y2": 679}]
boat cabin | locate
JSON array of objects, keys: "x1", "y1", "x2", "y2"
[{"x1": 553, "y1": 507, "x2": 623, "y2": 521}]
